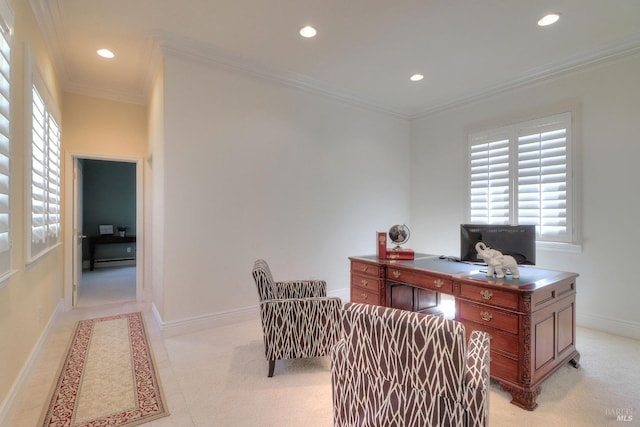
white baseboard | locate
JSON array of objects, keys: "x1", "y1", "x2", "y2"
[
  {"x1": 0, "y1": 300, "x2": 64, "y2": 426},
  {"x1": 85, "y1": 259, "x2": 136, "y2": 269},
  {"x1": 577, "y1": 312, "x2": 640, "y2": 341},
  {"x1": 153, "y1": 303, "x2": 259, "y2": 337},
  {"x1": 152, "y1": 287, "x2": 352, "y2": 338},
  {"x1": 148, "y1": 288, "x2": 639, "y2": 341}
]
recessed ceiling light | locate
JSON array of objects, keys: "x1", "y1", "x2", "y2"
[
  {"x1": 538, "y1": 13, "x2": 560, "y2": 27},
  {"x1": 410, "y1": 74, "x2": 424, "y2": 82},
  {"x1": 97, "y1": 48, "x2": 115, "y2": 59},
  {"x1": 299, "y1": 25, "x2": 317, "y2": 38}
]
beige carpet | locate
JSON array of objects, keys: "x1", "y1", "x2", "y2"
[
  {"x1": 163, "y1": 318, "x2": 639, "y2": 426},
  {"x1": 39, "y1": 312, "x2": 169, "y2": 426},
  {"x1": 77, "y1": 266, "x2": 136, "y2": 308}
]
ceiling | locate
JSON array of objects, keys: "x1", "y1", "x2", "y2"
[{"x1": 31, "y1": 0, "x2": 640, "y2": 118}]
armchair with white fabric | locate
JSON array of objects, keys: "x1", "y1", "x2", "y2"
[
  {"x1": 331, "y1": 302, "x2": 491, "y2": 427},
  {"x1": 252, "y1": 259, "x2": 342, "y2": 377}
]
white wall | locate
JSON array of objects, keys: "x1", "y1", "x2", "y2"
[
  {"x1": 147, "y1": 63, "x2": 166, "y2": 317},
  {"x1": 410, "y1": 53, "x2": 640, "y2": 339},
  {"x1": 158, "y1": 51, "x2": 410, "y2": 323}
]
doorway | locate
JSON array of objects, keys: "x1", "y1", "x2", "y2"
[{"x1": 65, "y1": 154, "x2": 144, "y2": 311}]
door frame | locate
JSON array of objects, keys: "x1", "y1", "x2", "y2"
[{"x1": 63, "y1": 151, "x2": 145, "y2": 311}]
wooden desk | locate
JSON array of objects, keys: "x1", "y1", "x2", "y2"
[
  {"x1": 349, "y1": 254, "x2": 580, "y2": 411},
  {"x1": 89, "y1": 235, "x2": 136, "y2": 270}
]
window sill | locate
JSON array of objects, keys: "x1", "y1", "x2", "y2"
[
  {"x1": 26, "y1": 242, "x2": 62, "y2": 267},
  {"x1": 538, "y1": 241, "x2": 582, "y2": 254},
  {"x1": 0, "y1": 269, "x2": 18, "y2": 289}
]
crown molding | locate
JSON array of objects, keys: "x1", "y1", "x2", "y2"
[
  {"x1": 27, "y1": 2, "x2": 640, "y2": 119},
  {"x1": 154, "y1": 30, "x2": 409, "y2": 119},
  {"x1": 29, "y1": 0, "x2": 68, "y2": 83},
  {"x1": 63, "y1": 80, "x2": 147, "y2": 105},
  {"x1": 30, "y1": 0, "x2": 153, "y2": 106},
  {"x1": 411, "y1": 34, "x2": 640, "y2": 119},
  {"x1": 62, "y1": 35, "x2": 157, "y2": 106},
  {"x1": 149, "y1": 30, "x2": 640, "y2": 121}
]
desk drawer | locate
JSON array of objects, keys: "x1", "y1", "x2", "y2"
[
  {"x1": 459, "y1": 284, "x2": 519, "y2": 310},
  {"x1": 386, "y1": 268, "x2": 453, "y2": 294},
  {"x1": 463, "y1": 320, "x2": 519, "y2": 357},
  {"x1": 531, "y1": 279, "x2": 576, "y2": 310},
  {"x1": 351, "y1": 286, "x2": 380, "y2": 305},
  {"x1": 490, "y1": 351, "x2": 519, "y2": 383},
  {"x1": 458, "y1": 301, "x2": 519, "y2": 334},
  {"x1": 351, "y1": 273, "x2": 382, "y2": 292},
  {"x1": 351, "y1": 261, "x2": 383, "y2": 278}
]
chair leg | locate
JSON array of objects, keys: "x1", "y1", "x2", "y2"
[{"x1": 268, "y1": 360, "x2": 275, "y2": 377}]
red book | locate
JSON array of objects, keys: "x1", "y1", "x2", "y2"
[
  {"x1": 377, "y1": 232, "x2": 387, "y2": 259},
  {"x1": 386, "y1": 248, "x2": 415, "y2": 260}
]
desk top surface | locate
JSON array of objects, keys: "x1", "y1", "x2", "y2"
[{"x1": 350, "y1": 254, "x2": 578, "y2": 291}]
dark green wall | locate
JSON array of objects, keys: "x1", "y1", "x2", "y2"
[{"x1": 82, "y1": 159, "x2": 136, "y2": 263}]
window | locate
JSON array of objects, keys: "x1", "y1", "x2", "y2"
[
  {"x1": 0, "y1": 11, "x2": 11, "y2": 282},
  {"x1": 28, "y1": 66, "x2": 61, "y2": 262},
  {"x1": 469, "y1": 112, "x2": 577, "y2": 245}
]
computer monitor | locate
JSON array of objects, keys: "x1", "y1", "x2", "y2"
[{"x1": 460, "y1": 224, "x2": 536, "y2": 265}]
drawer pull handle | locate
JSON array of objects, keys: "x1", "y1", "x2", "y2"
[
  {"x1": 361, "y1": 293, "x2": 368, "y2": 300},
  {"x1": 434, "y1": 279, "x2": 444, "y2": 288},
  {"x1": 480, "y1": 290, "x2": 493, "y2": 300},
  {"x1": 480, "y1": 311, "x2": 493, "y2": 322},
  {"x1": 392, "y1": 270, "x2": 401, "y2": 279},
  {"x1": 360, "y1": 279, "x2": 369, "y2": 287},
  {"x1": 361, "y1": 265, "x2": 369, "y2": 272}
]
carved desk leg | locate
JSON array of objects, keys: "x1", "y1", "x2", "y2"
[{"x1": 499, "y1": 382, "x2": 542, "y2": 411}]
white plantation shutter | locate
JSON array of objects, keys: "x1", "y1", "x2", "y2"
[
  {"x1": 31, "y1": 87, "x2": 47, "y2": 243},
  {"x1": 468, "y1": 112, "x2": 574, "y2": 244},
  {"x1": 470, "y1": 135, "x2": 511, "y2": 224},
  {"x1": 0, "y1": 21, "x2": 10, "y2": 276},
  {"x1": 46, "y1": 115, "x2": 60, "y2": 238},
  {"x1": 517, "y1": 113, "x2": 571, "y2": 241},
  {"x1": 29, "y1": 82, "x2": 61, "y2": 260}
]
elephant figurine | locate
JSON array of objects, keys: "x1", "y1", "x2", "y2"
[{"x1": 475, "y1": 242, "x2": 520, "y2": 279}]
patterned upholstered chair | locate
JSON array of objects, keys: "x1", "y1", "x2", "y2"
[
  {"x1": 332, "y1": 302, "x2": 490, "y2": 427},
  {"x1": 252, "y1": 259, "x2": 342, "y2": 377}
]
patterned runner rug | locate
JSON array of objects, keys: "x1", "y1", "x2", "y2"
[{"x1": 40, "y1": 312, "x2": 169, "y2": 426}]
